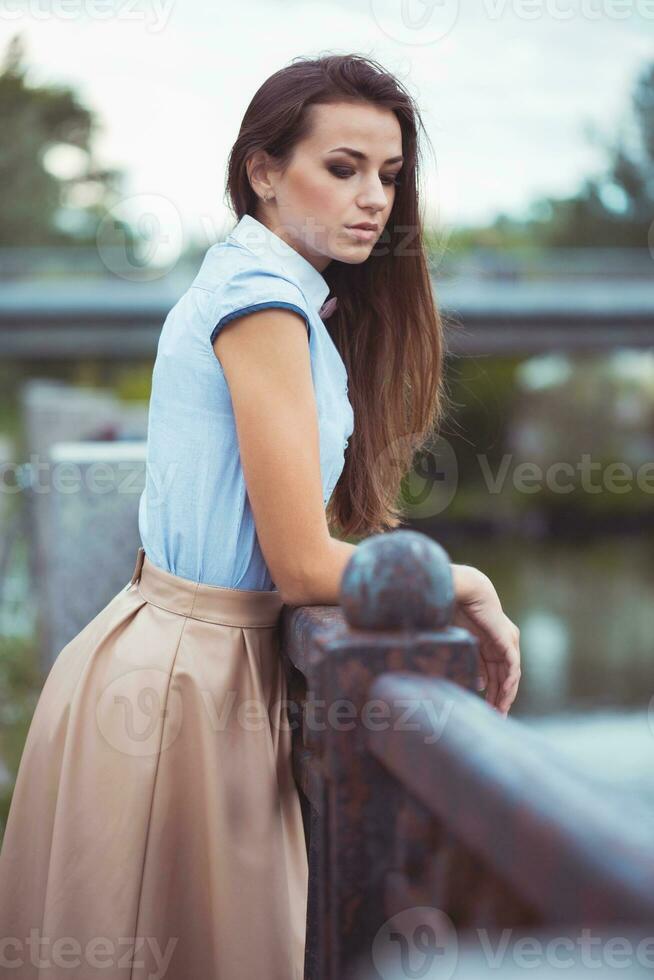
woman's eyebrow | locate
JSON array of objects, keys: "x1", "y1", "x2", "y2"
[{"x1": 326, "y1": 146, "x2": 404, "y2": 165}]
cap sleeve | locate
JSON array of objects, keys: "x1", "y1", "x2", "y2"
[{"x1": 209, "y1": 268, "x2": 312, "y2": 345}]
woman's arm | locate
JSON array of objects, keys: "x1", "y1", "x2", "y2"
[
  {"x1": 213, "y1": 304, "x2": 351, "y2": 606},
  {"x1": 214, "y1": 314, "x2": 520, "y2": 712}
]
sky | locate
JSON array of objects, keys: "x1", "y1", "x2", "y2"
[{"x1": 1, "y1": 0, "x2": 651, "y2": 257}]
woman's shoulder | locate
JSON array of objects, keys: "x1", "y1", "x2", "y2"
[
  {"x1": 194, "y1": 238, "x2": 310, "y2": 310},
  {"x1": 192, "y1": 239, "x2": 315, "y2": 345}
]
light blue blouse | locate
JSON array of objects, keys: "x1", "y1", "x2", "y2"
[{"x1": 137, "y1": 213, "x2": 355, "y2": 591}]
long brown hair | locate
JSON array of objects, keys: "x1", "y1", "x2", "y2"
[{"x1": 225, "y1": 53, "x2": 448, "y2": 539}]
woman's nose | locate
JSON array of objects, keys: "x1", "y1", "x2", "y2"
[{"x1": 357, "y1": 182, "x2": 388, "y2": 211}]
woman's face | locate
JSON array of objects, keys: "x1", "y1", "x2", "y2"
[{"x1": 250, "y1": 101, "x2": 404, "y2": 273}]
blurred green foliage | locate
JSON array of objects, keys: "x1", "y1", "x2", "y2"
[
  {"x1": 444, "y1": 60, "x2": 654, "y2": 250},
  {"x1": 400, "y1": 353, "x2": 654, "y2": 526},
  {"x1": 0, "y1": 32, "x2": 133, "y2": 247},
  {"x1": 0, "y1": 635, "x2": 40, "y2": 841}
]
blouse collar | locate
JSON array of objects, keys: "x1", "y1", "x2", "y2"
[{"x1": 227, "y1": 213, "x2": 331, "y2": 315}]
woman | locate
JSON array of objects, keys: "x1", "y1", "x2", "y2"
[{"x1": 0, "y1": 53, "x2": 520, "y2": 978}]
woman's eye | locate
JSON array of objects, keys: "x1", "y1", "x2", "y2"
[
  {"x1": 329, "y1": 166, "x2": 355, "y2": 179},
  {"x1": 329, "y1": 165, "x2": 401, "y2": 187}
]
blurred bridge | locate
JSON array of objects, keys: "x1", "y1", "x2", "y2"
[{"x1": 0, "y1": 247, "x2": 653, "y2": 357}]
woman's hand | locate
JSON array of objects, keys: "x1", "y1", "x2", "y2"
[{"x1": 451, "y1": 564, "x2": 522, "y2": 716}]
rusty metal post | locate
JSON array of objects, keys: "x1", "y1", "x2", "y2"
[{"x1": 279, "y1": 528, "x2": 479, "y2": 980}]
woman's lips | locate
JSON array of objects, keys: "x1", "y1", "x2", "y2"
[{"x1": 345, "y1": 226, "x2": 377, "y2": 242}]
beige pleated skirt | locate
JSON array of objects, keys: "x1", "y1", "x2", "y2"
[{"x1": 0, "y1": 546, "x2": 308, "y2": 979}]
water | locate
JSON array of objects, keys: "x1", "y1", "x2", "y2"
[
  {"x1": 527, "y1": 709, "x2": 654, "y2": 814},
  {"x1": 437, "y1": 530, "x2": 654, "y2": 716},
  {"x1": 430, "y1": 529, "x2": 654, "y2": 806}
]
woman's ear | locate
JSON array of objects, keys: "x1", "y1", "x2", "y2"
[{"x1": 246, "y1": 149, "x2": 275, "y2": 203}]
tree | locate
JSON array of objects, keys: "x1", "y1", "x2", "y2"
[
  {"x1": 449, "y1": 58, "x2": 654, "y2": 249},
  {"x1": 0, "y1": 33, "x2": 126, "y2": 246},
  {"x1": 521, "y1": 61, "x2": 653, "y2": 247}
]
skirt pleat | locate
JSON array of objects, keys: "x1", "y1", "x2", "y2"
[{"x1": 0, "y1": 548, "x2": 308, "y2": 980}]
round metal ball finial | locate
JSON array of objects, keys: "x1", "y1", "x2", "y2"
[{"x1": 339, "y1": 529, "x2": 455, "y2": 631}]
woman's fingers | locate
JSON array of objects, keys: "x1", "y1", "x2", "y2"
[
  {"x1": 475, "y1": 654, "x2": 488, "y2": 691},
  {"x1": 484, "y1": 659, "x2": 501, "y2": 708},
  {"x1": 500, "y1": 663, "x2": 521, "y2": 708},
  {"x1": 500, "y1": 636, "x2": 521, "y2": 695},
  {"x1": 452, "y1": 601, "x2": 521, "y2": 715},
  {"x1": 453, "y1": 609, "x2": 488, "y2": 693},
  {"x1": 499, "y1": 676, "x2": 520, "y2": 714},
  {"x1": 478, "y1": 630, "x2": 519, "y2": 713},
  {"x1": 498, "y1": 632, "x2": 521, "y2": 712}
]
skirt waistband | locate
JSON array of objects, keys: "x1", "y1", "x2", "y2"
[{"x1": 128, "y1": 547, "x2": 284, "y2": 628}]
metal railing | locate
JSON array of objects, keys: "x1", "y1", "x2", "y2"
[{"x1": 279, "y1": 529, "x2": 654, "y2": 980}]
